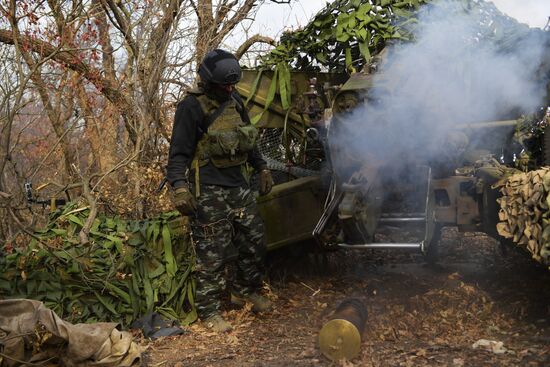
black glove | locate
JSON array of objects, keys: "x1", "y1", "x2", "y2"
[
  {"x1": 259, "y1": 169, "x2": 274, "y2": 196},
  {"x1": 171, "y1": 184, "x2": 197, "y2": 216}
]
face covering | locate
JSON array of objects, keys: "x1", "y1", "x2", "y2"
[{"x1": 203, "y1": 82, "x2": 234, "y2": 102}]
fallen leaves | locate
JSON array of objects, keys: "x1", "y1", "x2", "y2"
[
  {"x1": 472, "y1": 339, "x2": 509, "y2": 354},
  {"x1": 145, "y1": 231, "x2": 550, "y2": 367},
  {"x1": 452, "y1": 357, "x2": 465, "y2": 366}
]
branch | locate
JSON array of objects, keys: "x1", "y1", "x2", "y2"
[
  {"x1": 217, "y1": 0, "x2": 256, "y2": 43},
  {"x1": 156, "y1": 0, "x2": 186, "y2": 37},
  {"x1": 91, "y1": 150, "x2": 140, "y2": 192},
  {"x1": 236, "y1": 34, "x2": 276, "y2": 59},
  {"x1": 161, "y1": 78, "x2": 190, "y2": 89},
  {"x1": 99, "y1": 0, "x2": 139, "y2": 57},
  {"x1": 28, "y1": 116, "x2": 76, "y2": 180},
  {"x1": 91, "y1": 0, "x2": 117, "y2": 82},
  {"x1": 79, "y1": 176, "x2": 97, "y2": 245},
  {"x1": 166, "y1": 57, "x2": 193, "y2": 68},
  {"x1": 214, "y1": 0, "x2": 237, "y2": 26},
  {"x1": 197, "y1": 0, "x2": 214, "y2": 27},
  {"x1": 0, "y1": 190, "x2": 11, "y2": 200},
  {"x1": 0, "y1": 29, "x2": 134, "y2": 116},
  {"x1": 47, "y1": 0, "x2": 66, "y2": 34},
  {"x1": 189, "y1": 0, "x2": 198, "y2": 15},
  {"x1": 143, "y1": 0, "x2": 186, "y2": 95}
]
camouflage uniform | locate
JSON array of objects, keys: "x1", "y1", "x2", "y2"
[
  {"x1": 191, "y1": 184, "x2": 266, "y2": 317},
  {"x1": 166, "y1": 80, "x2": 270, "y2": 321}
]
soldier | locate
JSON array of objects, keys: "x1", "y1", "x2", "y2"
[{"x1": 167, "y1": 49, "x2": 274, "y2": 332}]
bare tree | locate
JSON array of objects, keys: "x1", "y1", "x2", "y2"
[
  {"x1": 0, "y1": 43, "x2": 36, "y2": 241},
  {"x1": 0, "y1": 0, "x2": 286, "y2": 223},
  {"x1": 191, "y1": 0, "x2": 284, "y2": 64}
]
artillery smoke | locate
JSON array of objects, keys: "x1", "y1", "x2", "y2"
[{"x1": 332, "y1": 0, "x2": 549, "y2": 175}]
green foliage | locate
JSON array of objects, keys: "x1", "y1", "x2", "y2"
[
  {"x1": 262, "y1": 0, "x2": 429, "y2": 73},
  {"x1": 0, "y1": 203, "x2": 196, "y2": 326},
  {"x1": 246, "y1": 0, "x2": 428, "y2": 124}
]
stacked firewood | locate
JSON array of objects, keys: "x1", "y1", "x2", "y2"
[{"x1": 496, "y1": 168, "x2": 550, "y2": 266}]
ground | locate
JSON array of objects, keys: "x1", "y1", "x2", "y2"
[{"x1": 144, "y1": 228, "x2": 550, "y2": 366}]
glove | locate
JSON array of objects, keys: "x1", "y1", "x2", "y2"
[
  {"x1": 259, "y1": 169, "x2": 274, "y2": 196},
  {"x1": 172, "y1": 185, "x2": 197, "y2": 216}
]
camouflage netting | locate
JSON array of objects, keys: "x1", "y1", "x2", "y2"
[
  {"x1": 0, "y1": 203, "x2": 196, "y2": 326},
  {"x1": 496, "y1": 168, "x2": 550, "y2": 267}
]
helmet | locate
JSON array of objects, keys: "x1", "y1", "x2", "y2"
[{"x1": 198, "y1": 49, "x2": 242, "y2": 85}]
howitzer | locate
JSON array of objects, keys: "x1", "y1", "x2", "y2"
[{"x1": 236, "y1": 47, "x2": 550, "y2": 265}]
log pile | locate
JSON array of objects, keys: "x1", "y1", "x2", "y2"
[{"x1": 496, "y1": 168, "x2": 550, "y2": 266}]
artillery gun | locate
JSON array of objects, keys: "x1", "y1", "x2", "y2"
[{"x1": 238, "y1": 45, "x2": 550, "y2": 265}]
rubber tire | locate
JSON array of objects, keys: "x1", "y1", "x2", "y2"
[{"x1": 425, "y1": 224, "x2": 442, "y2": 265}]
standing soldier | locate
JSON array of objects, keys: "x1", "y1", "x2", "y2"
[{"x1": 167, "y1": 49, "x2": 274, "y2": 332}]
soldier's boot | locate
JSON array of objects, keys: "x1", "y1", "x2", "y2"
[
  {"x1": 203, "y1": 313, "x2": 233, "y2": 332},
  {"x1": 230, "y1": 292, "x2": 273, "y2": 312}
]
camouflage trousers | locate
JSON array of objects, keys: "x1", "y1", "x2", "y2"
[{"x1": 190, "y1": 184, "x2": 266, "y2": 318}]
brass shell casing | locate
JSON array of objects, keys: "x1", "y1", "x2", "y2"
[
  {"x1": 319, "y1": 318, "x2": 361, "y2": 361},
  {"x1": 319, "y1": 298, "x2": 368, "y2": 361}
]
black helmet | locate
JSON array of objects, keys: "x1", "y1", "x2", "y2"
[{"x1": 198, "y1": 49, "x2": 242, "y2": 85}]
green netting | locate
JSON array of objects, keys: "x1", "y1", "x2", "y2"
[{"x1": 0, "y1": 203, "x2": 196, "y2": 326}]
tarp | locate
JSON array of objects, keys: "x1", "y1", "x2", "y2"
[{"x1": 0, "y1": 299, "x2": 142, "y2": 366}]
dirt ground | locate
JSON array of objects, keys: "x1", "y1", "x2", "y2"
[{"x1": 144, "y1": 228, "x2": 550, "y2": 366}]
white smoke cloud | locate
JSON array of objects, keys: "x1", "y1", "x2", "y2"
[{"x1": 331, "y1": 0, "x2": 549, "y2": 173}]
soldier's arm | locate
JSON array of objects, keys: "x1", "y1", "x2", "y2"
[
  {"x1": 166, "y1": 97, "x2": 204, "y2": 188},
  {"x1": 247, "y1": 146, "x2": 268, "y2": 172}
]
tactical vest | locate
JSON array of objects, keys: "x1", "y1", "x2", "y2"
[{"x1": 191, "y1": 93, "x2": 258, "y2": 169}]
